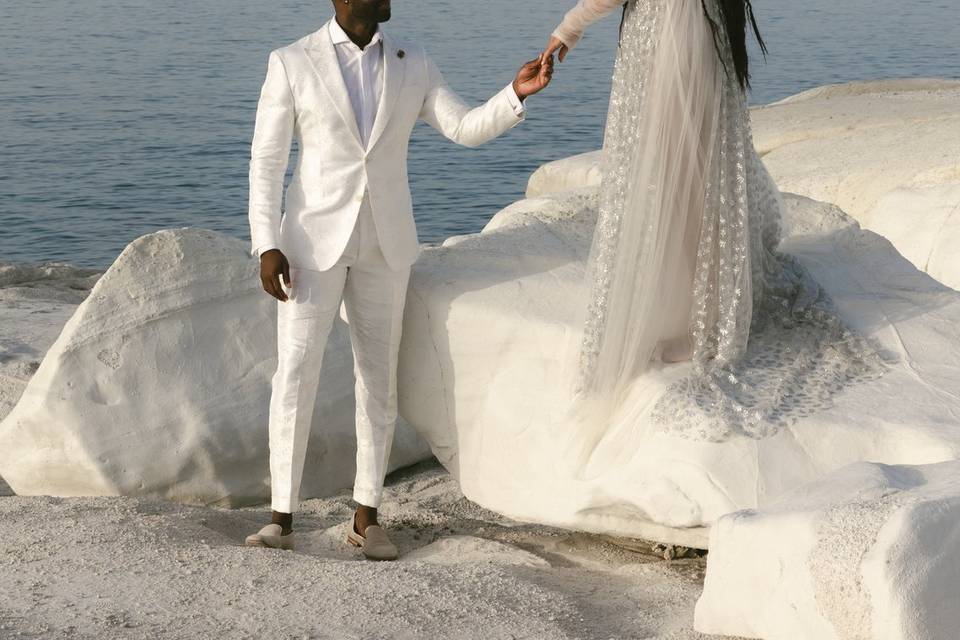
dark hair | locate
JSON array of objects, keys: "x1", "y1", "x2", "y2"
[
  {"x1": 619, "y1": 0, "x2": 768, "y2": 91},
  {"x1": 704, "y1": 0, "x2": 768, "y2": 90}
]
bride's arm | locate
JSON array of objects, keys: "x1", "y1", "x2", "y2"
[{"x1": 552, "y1": 0, "x2": 627, "y2": 51}]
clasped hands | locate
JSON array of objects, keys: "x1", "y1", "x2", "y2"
[{"x1": 511, "y1": 34, "x2": 571, "y2": 100}]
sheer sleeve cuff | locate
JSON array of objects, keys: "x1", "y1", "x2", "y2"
[
  {"x1": 553, "y1": 0, "x2": 626, "y2": 51},
  {"x1": 551, "y1": 25, "x2": 583, "y2": 51}
]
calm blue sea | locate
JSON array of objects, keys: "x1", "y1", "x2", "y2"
[{"x1": 1, "y1": 0, "x2": 958, "y2": 269}]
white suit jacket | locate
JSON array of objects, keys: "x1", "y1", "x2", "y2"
[{"x1": 248, "y1": 19, "x2": 526, "y2": 272}]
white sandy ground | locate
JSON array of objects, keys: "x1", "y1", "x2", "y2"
[{"x1": 0, "y1": 264, "x2": 738, "y2": 640}]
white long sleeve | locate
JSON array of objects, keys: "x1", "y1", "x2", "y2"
[
  {"x1": 418, "y1": 54, "x2": 525, "y2": 149},
  {"x1": 255, "y1": 244, "x2": 278, "y2": 258},
  {"x1": 552, "y1": 0, "x2": 627, "y2": 50},
  {"x1": 247, "y1": 50, "x2": 295, "y2": 258}
]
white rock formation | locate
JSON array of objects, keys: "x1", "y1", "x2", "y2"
[
  {"x1": 0, "y1": 228, "x2": 431, "y2": 504},
  {"x1": 694, "y1": 459, "x2": 960, "y2": 640},
  {"x1": 837, "y1": 181, "x2": 960, "y2": 292},
  {"x1": 402, "y1": 80, "x2": 960, "y2": 545},
  {"x1": 3, "y1": 79, "x2": 958, "y2": 564},
  {"x1": 397, "y1": 183, "x2": 960, "y2": 547},
  {"x1": 525, "y1": 153, "x2": 600, "y2": 198},
  {"x1": 525, "y1": 150, "x2": 603, "y2": 200},
  {"x1": 755, "y1": 79, "x2": 960, "y2": 290},
  {"x1": 526, "y1": 79, "x2": 960, "y2": 290}
]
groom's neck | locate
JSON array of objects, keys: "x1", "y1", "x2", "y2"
[{"x1": 333, "y1": 14, "x2": 379, "y2": 50}]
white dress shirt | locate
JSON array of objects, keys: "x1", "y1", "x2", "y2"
[
  {"x1": 329, "y1": 18, "x2": 384, "y2": 149},
  {"x1": 255, "y1": 19, "x2": 527, "y2": 258}
]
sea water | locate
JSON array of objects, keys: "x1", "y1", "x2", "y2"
[{"x1": 1, "y1": 0, "x2": 957, "y2": 268}]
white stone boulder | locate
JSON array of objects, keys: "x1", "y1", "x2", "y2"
[
  {"x1": 397, "y1": 185, "x2": 960, "y2": 548},
  {"x1": 0, "y1": 229, "x2": 431, "y2": 504},
  {"x1": 865, "y1": 184, "x2": 960, "y2": 292},
  {"x1": 525, "y1": 150, "x2": 603, "y2": 199},
  {"x1": 694, "y1": 459, "x2": 960, "y2": 640},
  {"x1": 754, "y1": 78, "x2": 960, "y2": 290},
  {"x1": 526, "y1": 79, "x2": 960, "y2": 290}
]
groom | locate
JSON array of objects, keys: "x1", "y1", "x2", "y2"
[{"x1": 244, "y1": 0, "x2": 553, "y2": 559}]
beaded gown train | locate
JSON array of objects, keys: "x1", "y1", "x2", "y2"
[{"x1": 547, "y1": 0, "x2": 886, "y2": 457}]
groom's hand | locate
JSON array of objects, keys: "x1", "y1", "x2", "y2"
[
  {"x1": 260, "y1": 249, "x2": 291, "y2": 302},
  {"x1": 512, "y1": 54, "x2": 554, "y2": 101}
]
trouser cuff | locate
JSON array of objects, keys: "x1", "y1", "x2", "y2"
[
  {"x1": 352, "y1": 486, "x2": 382, "y2": 509},
  {"x1": 271, "y1": 495, "x2": 298, "y2": 514}
]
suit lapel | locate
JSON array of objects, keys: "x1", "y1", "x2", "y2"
[
  {"x1": 303, "y1": 20, "x2": 364, "y2": 148},
  {"x1": 366, "y1": 30, "x2": 406, "y2": 153}
]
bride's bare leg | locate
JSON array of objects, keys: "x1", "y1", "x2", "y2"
[{"x1": 659, "y1": 335, "x2": 693, "y2": 363}]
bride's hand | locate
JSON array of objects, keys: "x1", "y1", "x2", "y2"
[{"x1": 542, "y1": 35, "x2": 569, "y2": 63}]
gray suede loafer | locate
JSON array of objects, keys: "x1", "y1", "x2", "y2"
[
  {"x1": 245, "y1": 523, "x2": 295, "y2": 550},
  {"x1": 346, "y1": 515, "x2": 398, "y2": 561}
]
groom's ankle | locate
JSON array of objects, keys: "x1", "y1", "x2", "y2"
[{"x1": 271, "y1": 510, "x2": 294, "y2": 535}]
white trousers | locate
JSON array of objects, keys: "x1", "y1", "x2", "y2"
[{"x1": 268, "y1": 194, "x2": 411, "y2": 513}]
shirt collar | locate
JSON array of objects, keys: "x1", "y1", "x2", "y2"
[{"x1": 329, "y1": 18, "x2": 383, "y2": 51}]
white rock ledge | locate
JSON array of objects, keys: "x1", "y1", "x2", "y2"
[
  {"x1": 398, "y1": 80, "x2": 960, "y2": 549},
  {"x1": 398, "y1": 191, "x2": 960, "y2": 547},
  {"x1": 694, "y1": 459, "x2": 960, "y2": 640}
]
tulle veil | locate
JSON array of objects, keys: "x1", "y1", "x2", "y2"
[{"x1": 540, "y1": 0, "x2": 732, "y2": 477}]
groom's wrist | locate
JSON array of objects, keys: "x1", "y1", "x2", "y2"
[
  {"x1": 511, "y1": 78, "x2": 527, "y2": 102},
  {"x1": 505, "y1": 82, "x2": 527, "y2": 118}
]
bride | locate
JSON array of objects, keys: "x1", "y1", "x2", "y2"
[{"x1": 537, "y1": 0, "x2": 886, "y2": 459}]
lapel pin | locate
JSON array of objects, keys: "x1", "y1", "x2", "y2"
[{"x1": 397, "y1": 49, "x2": 405, "y2": 58}]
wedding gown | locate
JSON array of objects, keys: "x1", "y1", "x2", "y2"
[{"x1": 547, "y1": 0, "x2": 887, "y2": 461}]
